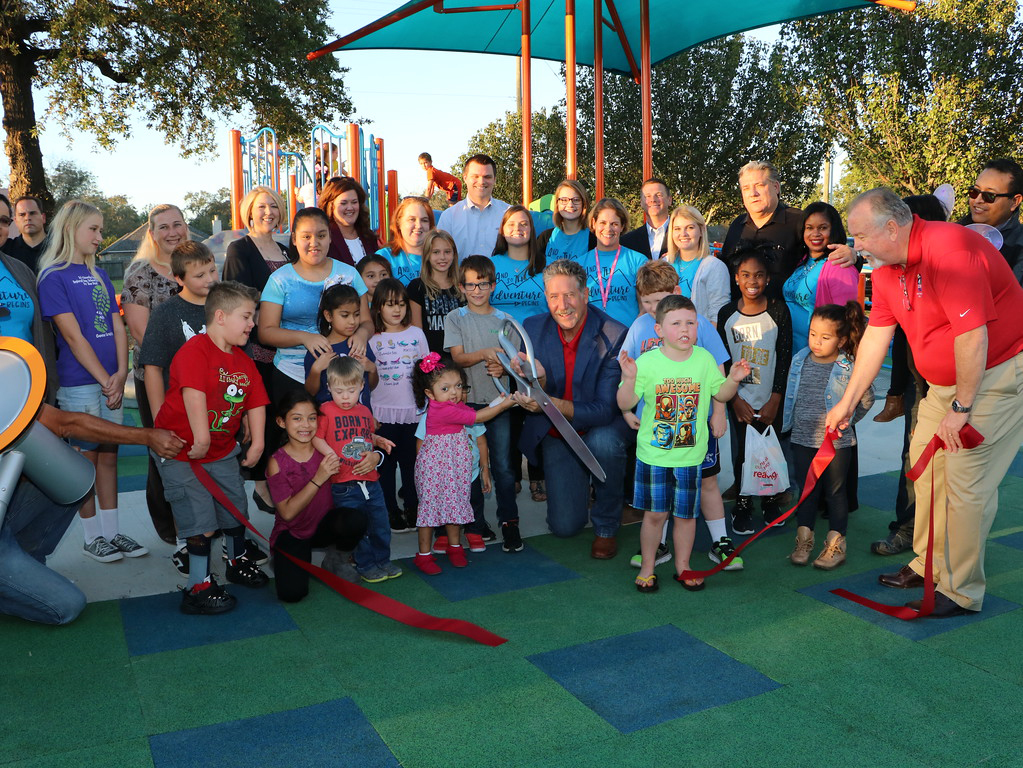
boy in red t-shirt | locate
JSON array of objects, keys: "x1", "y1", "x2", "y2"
[
  {"x1": 154, "y1": 281, "x2": 271, "y2": 614},
  {"x1": 311, "y1": 356, "x2": 396, "y2": 583},
  {"x1": 419, "y1": 152, "x2": 462, "y2": 205}
]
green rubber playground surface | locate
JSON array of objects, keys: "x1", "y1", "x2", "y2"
[{"x1": 5, "y1": 413, "x2": 1023, "y2": 767}]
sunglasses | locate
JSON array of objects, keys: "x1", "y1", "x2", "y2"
[{"x1": 967, "y1": 186, "x2": 1016, "y2": 204}]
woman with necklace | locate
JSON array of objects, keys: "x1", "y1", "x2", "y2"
[{"x1": 577, "y1": 198, "x2": 649, "y2": 327}]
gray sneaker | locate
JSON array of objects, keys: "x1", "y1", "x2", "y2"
[
  {"x1": 110, "y1": 533, "x2": 149, "y2": 558},
  {"x1": 871, "y1": 530, "x2": 913, "y2": 556},
  {"x1": 321, "y1": 548, "x2": 360, "y2": 583},
  {"x1": 360, "y1": 566, "x2": 389, "y2": 584},
  {"x1": 379, "y1": 561, "x2": 403, "y2": 580},
  {"x1": 83, "y1": 536, "x2": 123, "y2": 563}
]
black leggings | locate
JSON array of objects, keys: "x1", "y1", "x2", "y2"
[
  {"x1": 376, "y1": 421, "x2": 419, "y2": 515},
  {"x1": 273, "y1": 507, "x2": 368, "y2": 603},
  {"x1": 793, "y1": 443, "x2": 853, "y2": 535}
]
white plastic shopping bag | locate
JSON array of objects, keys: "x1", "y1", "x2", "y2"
[{"x1": 740, "y1": 425, "x2": 789, "y2": 496}]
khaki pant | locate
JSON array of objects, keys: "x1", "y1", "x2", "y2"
[{"x1": 908, "y1": 351, "x2": 1023, "y2": 610}]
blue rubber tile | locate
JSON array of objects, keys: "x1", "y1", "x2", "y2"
[
  {"x1": 994, "y1": 531, "x2": 1023, "y2": 551},
  {"x1": 412, "y1": 545, "x2": 579, "y2": 601},
  {"x1": 855, "y1": 472, "x2": 900, "y2": 506},
  {"x1": 149, "y1": 698, "x2": 398, "y2": 768},
  {"x1": 119, "y1": 474, "x2": 147, "y2": 492},
  {"x1": 120, "y1": 587, "x2": 297, "y2": 656},
  {"x1": 799, "y1": 566, "x2": 1020, "y2": 640},
  {"x1": 527, "y1": 624, "x2": 780, "y2": 734},
  {"x1": 1005, "y1": 449, "x2": 1023, "y2": 479}
]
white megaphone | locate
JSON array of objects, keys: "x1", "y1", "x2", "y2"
[{"x1": 0, "y1": 337, "x2": 97, "y2": 526}]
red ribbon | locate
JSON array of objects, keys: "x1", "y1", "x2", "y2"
[
  {"x1": 681, "y1": 428, "x2": 839, "y2": 580},
  {"x1": 830, "y1": 423, "x2": 983, "y2": 620},
  {"x1": 189, "y1": 462, "x2": 508, "y2": 647}
]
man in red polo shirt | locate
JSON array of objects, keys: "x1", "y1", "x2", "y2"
[{"x1": 827, "y1": 188, "x2": 1023, "y2": 617}]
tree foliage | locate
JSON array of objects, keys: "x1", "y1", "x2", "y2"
[
  {"x1": 44, "y1": 160, "x2": 145, "y2": 249},
  {"x1": 1, "y1": 0, "x2": 351, "y2": 209},
  {"x1": 779, "y1": 0, "x2": 1023, "y2": 218},
  {"x1": 184, "y1": 188, "x2": 233, "y2": 236}
]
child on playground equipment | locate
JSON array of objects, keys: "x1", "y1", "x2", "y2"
[{"x1": 419, "y1": 152, "x2": 462, "y2": 206}]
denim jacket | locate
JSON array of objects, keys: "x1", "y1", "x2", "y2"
[{"x1": 782, "y1": 348, "x2": 874, "y2": 434}]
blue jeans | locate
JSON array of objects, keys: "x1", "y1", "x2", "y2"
[
  {"x1": 0, "y1": 480, "x2": 87, "y2": 625},
  {"x1": 331, "y1": 480, "x2": 390, "y2": 572},
  {"x1": 473, "y1": 407, "x2": 518, "y2": 524},
  {"x1": 541, "y1": 422, "x2": 626, "y2": 539}
]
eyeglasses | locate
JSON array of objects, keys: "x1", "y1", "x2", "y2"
[
  {"x1": 461, "y1": 281, "x2": 492, "y2": 291},
  {"x1": 0, "y1": 217, "x2": 11, "y2": 226},
  {"x1": 967, "y1": 186, "x2": 1015, "y2": 203},
  {"x1": 556, "y1": 197, "x2": 582, "y2": 206}
]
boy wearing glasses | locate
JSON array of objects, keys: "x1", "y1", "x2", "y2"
[{"x1": 443, "y1": 255, "x2": 524, "y2": 552}]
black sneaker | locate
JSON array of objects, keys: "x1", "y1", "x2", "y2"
[
  {"x1": 480, "y1": 524, "x2": 497, "y2": 543},
  {"x1": 390, "y1": 510, "x2": 411, "y2": 533},
  {"x1": 731, "y1": 497, "x2": 755, "y2": 535},
  {"x1": 226, "y1": 557, "x2": 269, "y2": 588},
  {"x1": 220, "y1": 539, "x2": 270, "y2": 565},
  {"x1": 180, "y1": 577, "x2": 237, "y2": 615},
  {"x1": 501, "y1": 520, "x2": 524, "y2": 552},
  {"x1": 708, "y1": 536, "x2": 744, "y2": 571},
  {"x1": 404, "y1": 506, "x2": 419, "y2": 531},
  {"x1": 172, "y1": 546, "x2": 189, "y2": 577},
  {"x1": 630, "y1": 542, "x2": 671, "y2": 568},
  {"x1": 762, "y1": 496, "x2": 785, "y2": 527}
]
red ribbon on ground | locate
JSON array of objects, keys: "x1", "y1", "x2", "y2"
[
  {"x1": 830, "y1": 423, "x2": 983, "y2": 620},
  {"x1": 190, "y1": 462, "x2": 508, "y2": 647},
  {"x1": 681, "y1": 428, "x2": 839, "y2": 580}
]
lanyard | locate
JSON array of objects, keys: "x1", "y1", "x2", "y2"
[{"x1": 594, "y1": 245, "x2": 622, "y2": 309}]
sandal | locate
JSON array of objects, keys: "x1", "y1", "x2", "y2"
[
  {"x1": 635, "y1": 574, "x2": 659, "y2": 593},
  {"x1": 530, "y1": 480, "x2": 547, "y2": 502},
  {"x1": 675, "y1": 574, "x2": 705, "y2": 592}
]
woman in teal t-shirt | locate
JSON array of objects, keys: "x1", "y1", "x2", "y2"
[{"x1": 377, "y1": 195, "x2": 434, "y2": 286}]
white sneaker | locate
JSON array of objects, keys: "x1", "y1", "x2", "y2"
[{"x1": 83, "y1": 536, "x2": 123, "y2": 563}]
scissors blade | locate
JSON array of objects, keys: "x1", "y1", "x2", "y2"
[{"x1": 532, "y1": 388, "x2": 607, "y2": 483}]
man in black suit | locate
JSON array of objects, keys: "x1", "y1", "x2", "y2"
[{"x1": 620, "y1": 178, "x2": 672, "y2": 259}]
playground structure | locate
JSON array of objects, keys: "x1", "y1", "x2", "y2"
[{"x1": 228, "y1": 124, "x2": 399, "y2": 235}]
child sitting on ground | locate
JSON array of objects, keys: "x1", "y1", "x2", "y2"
[
  {"x1": 618, "y1": 295, "x2": 750, "y2": 592},
  {"x1": 153, "y1": 281, "x2": 271, "y2": 614}
]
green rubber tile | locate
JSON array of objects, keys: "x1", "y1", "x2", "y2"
[
  {"x1": 923, "y1": 610, "x2": 1023, "y2": 686},
  {"x1": 4, "y1": 739, "x2": 154, "y2": 768},
  {"x1": 116, "y1": 454, "x2": 151, "y2": 475},
  {"x1": 132, "y1": 630, "x2": 343, "y2": 733},
  {"x1": 0, "y1": 659, "x2": 145, "y2": 763},
  {"x1": 0, "y1": 601, "x2": 128, "y2": 674},
  {"x1": 794, "y1": 645, "x2": 1023, "y2": 765},
  {"x1": 353, "y1": 659, "x2": 619, "y2": 768}
]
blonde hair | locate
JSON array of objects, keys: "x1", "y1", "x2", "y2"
[
  {"x1": 665, "y1": 205, "x2": 710, "y2": 260},
  {"x1": 388, "y1": 196, "x2": 435, "y2": 255},
  {"x1": 239, "y1": 186, "x2": 286, "y2": 231},
  {"x1": 420, "y1": 229, "x2": 460, "y2": 300},
  {"x1": 36, "y1": 200, "x2": 103, "y2": 282},
  {"x1": 134, "y1": 204, "x2": 188, "y2": 269}
]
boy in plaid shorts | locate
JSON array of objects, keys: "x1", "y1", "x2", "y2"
[{"x1": 618, "y1": 295, "x2": 749, "y2": 592}]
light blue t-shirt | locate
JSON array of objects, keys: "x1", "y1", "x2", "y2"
[
  {"x1": 670, "y1": 257, "x2": 701, "y2": 299},
  {"x1": 490, "y1": 253, "x2": 547, "y2": 324},
  {"x1": 262, "y1": 260, "x2": 367, "y2": 382},
  {"x1": 622, "y1": 311, "x2": 729, "y2": 420},
  {"x1": 543, "y1": 227, "x2": 591, "y2": 262},
  {"x1": 416, "y1": 412, "x2": 485, "y2": 480},
  {"x1": 577, "y1": 246, "x2": 648, "y2": 327},
  {"x1": 0, "y1": 260, "x2": 35, "y2": 342},
  {"x1": 782, "y1": 256, "x2": 826, "y2": 350},
  {"x1": 376, "y1": 247, "x2": 421, "y2": 287}
]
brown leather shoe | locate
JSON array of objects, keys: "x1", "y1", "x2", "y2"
[
  {"x1": 873, "y1": 394, "x2": 905, "y2": 423},
  {"x1": 906, "y1": 592, "x2": 975, "y2": 618},
  {"x1": 591, "y1": 536, "x2": 618, "y2": 559},
  {"x1": 878, "y1": 564, "x2": 924, "y2": 589}
]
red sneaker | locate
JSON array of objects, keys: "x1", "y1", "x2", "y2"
[
  {"x1": 432, "y1": 535, "x2": 449, "y2": 555},
  {"x1": 414, "y1": 552, "x2": 442, "y2": 575},
  {"x1": 465, "y1": 533, "x2": 486, "y2": 553},
  {"x1": 447, "y1": 543, "x2": 468, "y2": 567}
]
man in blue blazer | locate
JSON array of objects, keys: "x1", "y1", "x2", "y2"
[{"x1": 516, "y1": 259, "x2": 629, "y2": 559}]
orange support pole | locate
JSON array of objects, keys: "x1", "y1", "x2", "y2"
[
  {"x1": 229, "y1": 129, "x2": 244, "y2": 231},
  {"x1": 288, "y1": 172, "x2": 298, "y2": 224},
  {"x1": 376, "y1": 138, "x2": 387, "y2": 239},
  {"x1": 593, "y1": 0, "x2": 604, "y2": 199},
  {"x1": 520, "y1": 0, "x2": 533, "y2": 206},
  {"x1": 387, "y1": 170, "x2": 399, "y2": 229},
  {"x1": 565, "y1": 0, "x2": 577, "y2": 179},
  {"x1": 639, "y1": 0, "x2": 652, "y2": 180},
  {"x1": 347, "y1": 124, "x2": 361, "y2": 182}
]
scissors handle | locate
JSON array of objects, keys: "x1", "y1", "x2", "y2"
[
  {"x1": 497, "y1": 351, "x2": 532, "y2": 396},
  {"x1": 499, "y1": 318, "x2": 537, "y2": 380}
]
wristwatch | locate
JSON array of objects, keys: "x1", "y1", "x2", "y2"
[{"x1": 951, "y1": 399, "x2": 972, "y2": 413}]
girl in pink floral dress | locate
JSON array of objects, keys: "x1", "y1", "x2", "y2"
[{"x1": 411, "y1": 353, "x2": 514, "y2": 574}]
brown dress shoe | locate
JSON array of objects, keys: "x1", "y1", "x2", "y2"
[
  {"x1": 878, "y1": 564, "x2": 924, "y2": 589},
  {"x1": 873, "y1": 394, "x2": 905, "y2": 423},
  {"x1": 591, "y1": 536, "x2": 618, "y2": 559},
  {"x1": 906, "y1": 592, "x2": 975, "y2": 618}
]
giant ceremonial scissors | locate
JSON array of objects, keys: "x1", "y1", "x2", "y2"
[{"x1": 495, "y1": 318, "x2": 607, "y2": 483}]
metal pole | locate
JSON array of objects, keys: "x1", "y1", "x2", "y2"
[
  {"x1": 640, "y1": 0, "x2": 652, "y2": 180},
  {"x1": 593, "y1": 0, "x2": 604, "y2": 199},
  {"x1": 520, "y1": 0, "x2": 533, "y2": 206},
  {"x1": 229, "y1": 129, "x2": 244, "y2": 231},
  {"x1": 565, "y1": 0, "x2": 577, "y2": 179}
]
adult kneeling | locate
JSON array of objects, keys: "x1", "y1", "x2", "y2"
[{"x1": 515, "y1": 260, "x2": 628, "y2": 558}]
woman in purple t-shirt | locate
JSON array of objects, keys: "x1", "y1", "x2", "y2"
[{"x1": 37, "y1": 201, "x2": 142, "y2": 564}]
